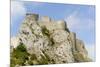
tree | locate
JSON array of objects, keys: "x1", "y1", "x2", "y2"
[{"x1": 10, "y1": 43, "x2": 29, "y2": 67}]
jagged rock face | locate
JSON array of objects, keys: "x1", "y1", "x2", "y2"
[
  {"x1": 11, "y1": 37, "x2": 20, "y2": 48},
  {"x1": 76, "y1": 39, "x2": 88, "y2": 55},
  {"x1": 11, "y1": 13, "x2": 92, "y2": 66}
]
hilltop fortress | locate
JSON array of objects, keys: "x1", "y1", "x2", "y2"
[{"x1": 11, "y1": 13, "x2": 92, "y2": 66}]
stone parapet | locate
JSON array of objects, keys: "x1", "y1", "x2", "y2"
[{"x1": 26, "y1": 13, "x2": 39, "y2": 21}]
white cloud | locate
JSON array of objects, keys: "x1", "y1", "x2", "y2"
[
  {"x1": 85, "y1": 44, "x2": 96, "y2": 61},
  {"x1": 11, "y1": 1, "x2": 26, "y2": 25},
  {"x1": 65, "y1": 11, "x2": 95, "y2": 31},
  {"x1": 65, "y1": 11, "x2": 80, "y2": 30}
]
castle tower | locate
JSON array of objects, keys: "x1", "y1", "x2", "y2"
[
  {"x1": 41, "y1": 16, "x2": 51, "y2": 22},
  {"x1": 26, "y1": 13, "x2": 39, "y2": 21},
  {"x1": 70, "y1": 32, "x2": 76, "y2": 52},
  {"x1": 57, "y1": 20, "x2": 66, "y2": 29}
]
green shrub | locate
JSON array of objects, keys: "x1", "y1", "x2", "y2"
[{"x1": 10, "y1": 43, "x2": 29, "y2": 67}]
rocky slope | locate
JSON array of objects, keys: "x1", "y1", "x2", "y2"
[{"x1": 10, "y1": 13, "x2": 92, "y2": 67}]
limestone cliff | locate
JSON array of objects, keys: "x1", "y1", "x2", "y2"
[{"x1": 10, "y1": 13, "x2": 92, "y2": 66}]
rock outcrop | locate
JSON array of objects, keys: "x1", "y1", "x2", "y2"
[{"x1": 10, "y1": 13, "x2": 92, "y2": 66}]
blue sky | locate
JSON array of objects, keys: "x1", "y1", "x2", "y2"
[{"x1": 11, "y1": 1, "x2": 95, "y2": 61}]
